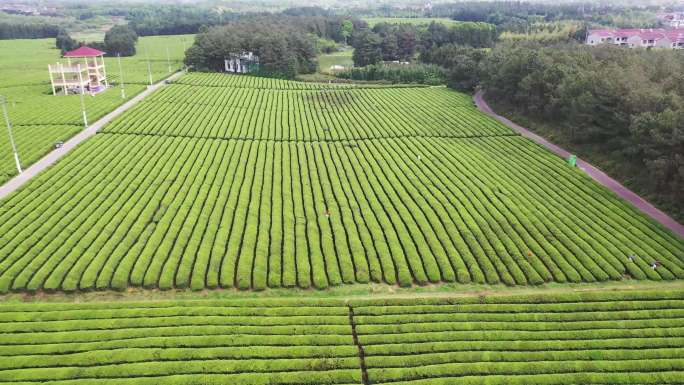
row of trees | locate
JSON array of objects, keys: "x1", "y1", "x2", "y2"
[
  {"x1": 336, "y1": 63, "x2": 445, "y2": 85},
  {"x1": 0, "y1": 22, "x2": 60, "y2": 39},
  {"x1": 427, "y1": 41, "x2": 682, "y2": 214},
  {"x1": 126, "y1": 5, "x2": 228, "y2": 36},
  {"x1": 55, "y1": 25, "x2": 138, "y2": 56},
  {"x1": 434, "y1": 1, "x2": 661, "y2": 32},
  {"x1": 351, "y1": 21, "x2": 497, "y2": 67}
]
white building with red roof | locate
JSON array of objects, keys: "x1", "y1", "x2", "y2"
[
  {"x1": 586, "y1": 28, "x2": 684, "y2": 49},
  {"x1": 48, "y1": 46, "x2": 108, "y2": 96}
]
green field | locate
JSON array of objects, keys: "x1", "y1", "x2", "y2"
[
  {"x1": 0, "y1": 73, "x2": 681, "y2": 293},
  {"x1": 0, "y1": 289, "x2": 683, "y2": 384},
  {"x1": 318, "y1": 49, "x2": 354, "y2": 74},
  {"x1": 0, "y1": 35, "x2": 192, "y2": 184},
  {"x1": 363, "y1": 17, "x2": 462, "y2": 28}
]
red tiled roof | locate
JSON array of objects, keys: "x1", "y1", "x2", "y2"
[
  {"x1": 63, "y1": 46, "x2": 106, "y2": 57},
  {"x1": 588, "y1": 29, "x2": 614, "y2": 37},
  {"x1": 588, "y1": 28, "x2": 684, "y2": 43}
]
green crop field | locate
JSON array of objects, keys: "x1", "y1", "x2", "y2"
[
  {"x1": 0, "y1": 73, "x2": 681, "y2": 293},
  {"x1": 0, "y1": 289, "x2": 682, "y2": 384},
  {"x1": 0, "y1": 35, "x2": 192, "y2": 184}
]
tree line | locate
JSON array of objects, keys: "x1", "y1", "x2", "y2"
[
  {"x1": 0, "y1": 22, "x2": 60, "y2": 39},
  {"x1": 56, "y1": 25, "x2": 138, "y2": 56},
  {"x1": 351, "y1": 21, "x2": 496, "y2": 67},
  {"x1": 185, "y1": 13, "x2": 362, "y2": 79}
]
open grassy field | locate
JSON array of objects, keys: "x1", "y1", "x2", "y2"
[
  {"x1": 0, "y1": 73, "x2": 681, "y2": 293},
  {"x1": 318, "y1": 49, "x2": 353, "y2": 74},
  {"x1": 0, "y1": 35, "x2": 192, "y2": 184},
  {"x1": 0, "y1": 288, "x2": 682, "y2": 384},
  {"x1": 363, "y1": 17, "x2": 462, "y2": 28}
]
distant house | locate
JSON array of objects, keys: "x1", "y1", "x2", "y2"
[
  {"x1": 658, "y1": 13, "x2": 684, "y2": 29},
  {"x1": 224, "y1": 52, "x2": 260, "y2": 74},
  {"x1": 586, "y1": 28, "x2": 684, "y2": 49}
]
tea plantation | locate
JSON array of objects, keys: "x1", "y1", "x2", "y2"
[{"x1": 0, "y1": 73, "x2": 681, "y2": 292}]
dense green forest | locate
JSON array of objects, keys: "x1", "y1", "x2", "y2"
[
  {"x1": 349, "y1": 21, "x2": 496, "y2": 72},
  {"x1": 185, "y1": 12, "x2": 361, "y2": 78},
  {"x1": 0, "y1": 21, "x2": 60, "y2": 39}
]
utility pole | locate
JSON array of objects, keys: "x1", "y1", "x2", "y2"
[
  {"x1": 145, "y1": 47, "x2": 153, "y2": 86},
  {"x1": 79, "y1": 89, "x2": 88, "y2": 128},
  {"x1": 166, "y1": 47, "x2": 172, "y2": 73},
  {"x1": 117, "y1": 53, "x2": 125, "y2": 99},
  {"x1": 182, "y1": 40, "x2": 188, "y2": 72},
  {"x1": 1, "y1": 95, "x2": 22, "y2": 173},
  {"x1": 76, "y1": 63, "x2": 88, "y2": 128}
]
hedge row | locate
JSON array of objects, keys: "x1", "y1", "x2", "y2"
[
  {"x1": 101, "y1": 83, "x2": 509, "y2": 141},
  {"x1": 0, "y1": 290, "x2": 683, "y2": 384}
]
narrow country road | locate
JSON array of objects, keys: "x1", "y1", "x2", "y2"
[
  {"x1": 0, "y1": 71, "x2": 184, "y2": 200},
  {"x1": 474, "y1": 90, "x2": 684, "y2": 239}
]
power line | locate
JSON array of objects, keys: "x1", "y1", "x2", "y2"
[
  {"x1": 145, "y1": 46, "x2": 153, "y2": 86},
  {"x1": 1, "y1": 95, "x2": 22, "y2": 174},
  {"x1": 117, "y1": 53, "x2": 126, "y2": 99}
]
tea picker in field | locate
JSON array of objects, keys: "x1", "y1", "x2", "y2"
[
  {"x1": 628, "y1": 254, "x2": 636, "y2": 262},
  {"x1": 651, "y1": 261, "x2": 660, "y2": 270}
]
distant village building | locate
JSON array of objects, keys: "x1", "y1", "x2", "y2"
[
  {"x1": 586, "y1": 28, "x2": 684, "y2": 49},
  {"x1": 0, "y1": 3, "x2": 56, "y2": 16},
  {"x1": 224, "y1": 52, "x2": 260, "y2": 74},
  {"x1": 329, "y1": 65, "x2": 347, "y2": 74},
  {"x1": 48, "y1": 46, "x2": 108, "y2": 96},
  {"x1": 658, "y1": 13, "x2": 684, "y2": 28}
]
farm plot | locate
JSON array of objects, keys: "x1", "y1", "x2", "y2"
[
  {"x1": 0, "y1": 35, "x2": 187, "y2": 184},
  {"x1": 0, "y1": 124, "x2": 82, "y2": 183},
  {"x1": 0, "y1": 73, "x2": 682, "y2": 292},
  {"x1": 0, "y1": 298, "x2": 361, "y2": 385},
  {"x1": 0, "y1": 289, "x2": 682, "y2": 384},
  {"x1": 354, "y1": 289, "x2": 684, "y2": 385},
  {"x1": 175, "y1": 72, "x2": 426, "y2": 90},
  {"x1": 0, "y1": 131, "x2": 681, "y2": 291},
  {"x1": 101, "y1": 83, "x2": 512, "y2": 140}
]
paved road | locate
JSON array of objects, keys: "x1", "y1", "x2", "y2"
[
  {"x1": 0, "y1": 72, "x2": 184, "y2": 201},
  {"x1": 474, "y1": 90, "x2": 684, "y2": 239}
]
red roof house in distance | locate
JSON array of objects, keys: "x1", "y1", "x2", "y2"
[
  {"x1": 586, "y1": 28, "x2": 684, "y2": 49},
  {"x1": 48, "y1": 46, "x2": 109, "y2": 96}
]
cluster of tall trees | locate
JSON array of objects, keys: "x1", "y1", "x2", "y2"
[
  {"x1": 351, "y1": 21, "x2": 496, "y2": 67},
  {"x1": 434, "y1": 1, "x2": 661, "y2": 32},
  {"x1": 337, "y1": 63, "x2": 445, "y2": 85},
  {"x1": 186, "y1": 14, "x2": 359, "y2": 78},
  {"x1": 126, "y1": 5, "x2": 227, "y2": 36},
  {"x1": 55, "y1": 29, "x2": 78, "y2": 53},
  {"x1": 439, "y1": 41, "x2": 682, "y2": 213},
  {"x1": 0, "y1": 22, "x2": 60, "y2": 39},
  {"x1": 55, "y1": 25, "x2": 138, "y2": 56},
  {"x1": 102, "y1": 25, "x2": 138, "y2": 56}
]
